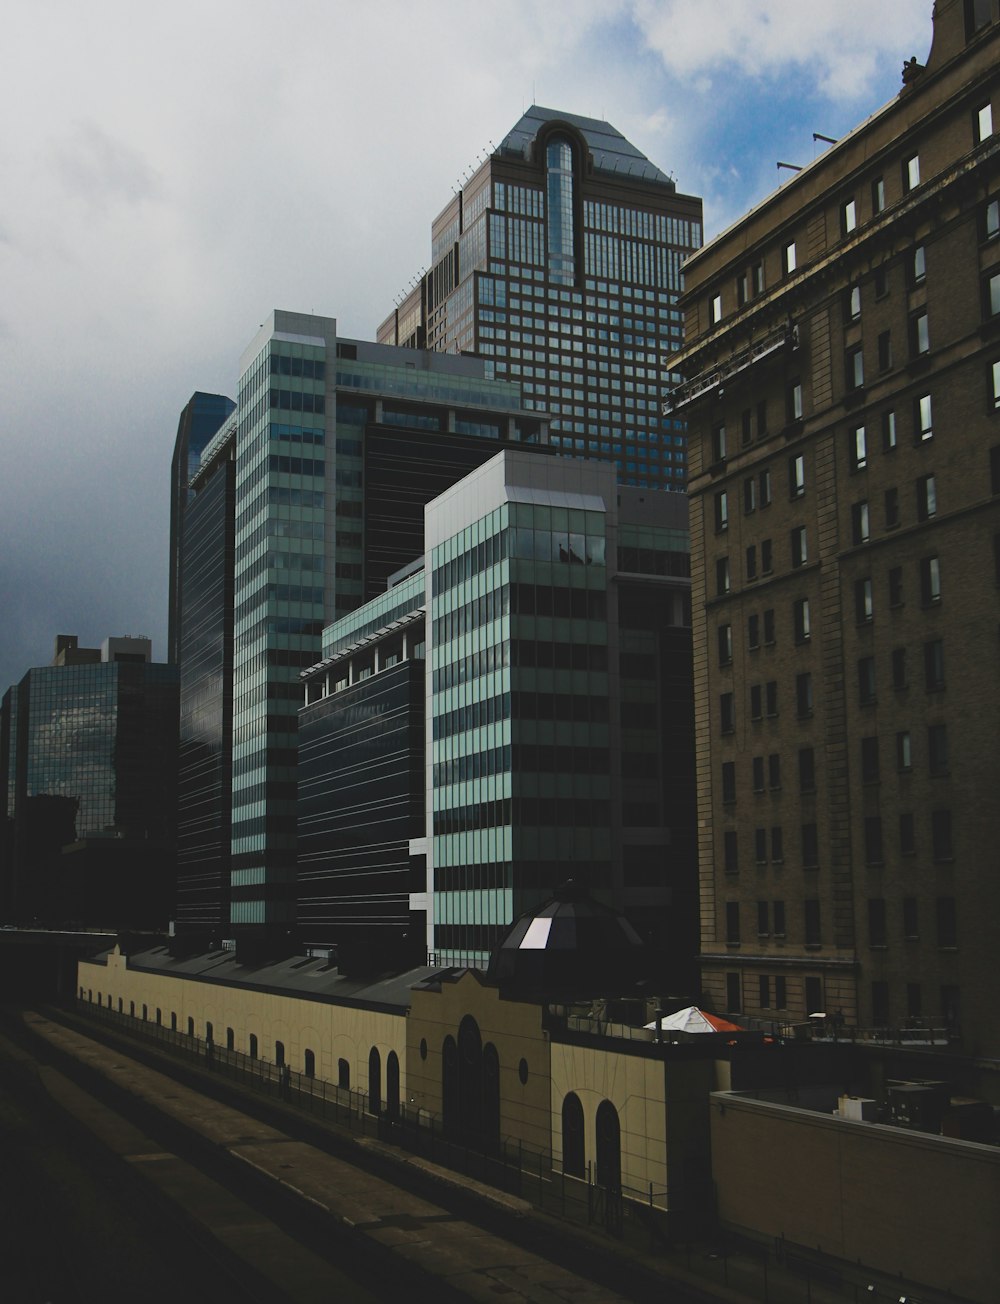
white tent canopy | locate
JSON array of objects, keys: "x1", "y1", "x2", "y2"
[{"x1": 644, "y1": 1005, "x2": 743, "y2": 1034}]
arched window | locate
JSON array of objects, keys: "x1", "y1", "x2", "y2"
[
  {"x1": 595, "y1": 1100, "x2": 621, "y2": 1190},
  {"x1": 142, "y1": 1004, "x2": 147, "y2": 1021},
  {"x1": 304, "y1": 1049, "x2": 316, "y2": 1078},
  {"x1": 368, "y1": 1046, "x2": 382, "y2": 1114},
  {"x1": 170, "y1": 1011, "x2": 177, "y2": 1031},
  {"x1": 97, "y1": 993, "x2": 101, "y2": 1005},
  {"x1": 88, "y1": 989, "x2": 93, "y2": 1002},
  {"x1": 107, "y1": 994, "x2": 112, "y2": 1009},
  {"x1": 226, "y1": 1027, "x2": 235, "y2": 1051},
  {"x1": 274, "y1": 1040, "x2": 285, "y2": 1067},
  {"x1": 205, "y1": 1021, "x2": 213, "y2": 1045},
  {"x1": 482, "y1": 1043, "x2": 501, "y2": 1150},
  {"x1": 385, "y1": 1051, "x2": 400, "y2": 1118},
  {"x1": 457, "y1": 1015, "x2": 483, "y2": 1140},
  {"x1": 562, "y1": 1093, "x2": 586, "y2": 1178},
  {"x1": 338, "y1": 1057, "x2": 350, "y2": 1089},
  {"x1": 187, "y1": 1017, "x2": 194, "y2": 1037},
  {"x1": 129, "y1": 1001, "x2": 135, "y2": 1018},
  {"x1": 546, "y1": 133, "x2": 576, "y2": 285},
  {"x1": 249, "y1": 1033, "x2": 258, "y2": 1059},
  {"x1": 118, "y1": 998, "x2": 123, "y2": 1014},
  {"x1": 155, "y1": 1008, "x2": 161, "y2": 1026}
]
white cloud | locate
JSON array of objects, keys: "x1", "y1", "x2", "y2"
[{"x1": 631, "y1": 0, "x2": 932, "y2": 102}]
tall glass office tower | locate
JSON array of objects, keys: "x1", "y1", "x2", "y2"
[
  {"x1": 228, "y1": 312, "x2": 547, "y2": 936},
  {"x1": 378, "y1": 106, "x2": 703, "y2": 491}
]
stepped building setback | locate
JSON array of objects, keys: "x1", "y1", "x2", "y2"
[{"x1": 378, "y1": 106, "x2": 702, "y2": 491}]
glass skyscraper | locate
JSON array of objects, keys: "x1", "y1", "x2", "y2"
[
  {"x1": 378, "y1": 106, "x2": 703, "y2": 491},
  {"x1": 228, "y1": 312, "x2": 548, "y2": 937}
]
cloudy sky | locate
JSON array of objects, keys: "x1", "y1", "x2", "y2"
[{"x1": 0, "y1": 0, "x2": 932, "y2": 689}]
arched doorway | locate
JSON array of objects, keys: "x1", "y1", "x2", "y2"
[
  {"x1": 562, "y1": 1092, "x2": 586, "y2": 1178},
  {"x1": 458, "y1": 1015, "x2": 483, "y2": 1141},
  {"x1": 368, "y1": 1046, "x2": 382, "y2": 1115},
  {"x1": 595, "y1": 1100, "x2": 621, "y2": 1190},
  {"x1": 386, "y1": 1051, "x2": 400, "y2": 1119}
]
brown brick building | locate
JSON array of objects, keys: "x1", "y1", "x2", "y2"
[{"x1": 671, "y1": 0, "x2": 1000, "y2": 1057}]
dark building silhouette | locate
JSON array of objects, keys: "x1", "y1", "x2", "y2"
[{"x1": 0, "y1": 636, "x2": 178, "y2": 927}]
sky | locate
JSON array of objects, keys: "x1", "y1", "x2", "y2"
[{"x1": 0, "y1": 0, "x2": 933, "y2": 691}]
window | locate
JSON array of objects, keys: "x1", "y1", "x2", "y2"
[
  {"x1": 804, "y1": 899, "x2": 822, "y2": 945},
  {"x1": 850, "y1": 424, "x2": 867, "y2": 470},
  {"x1": 746, "y1": 545, "x2": 757, "y2": 581},
  {"x1": 787, "y1": 381, "x2": 803, "y2": 423},
  {"x1": 861, "y1": 735, "x2": 880, "y2": 783},
  {"x1": 865, "y1": 815, "x2": 884, "y2": 865},
  {"x1": 740, "y1": 407, "x2": 753, "y2": 446},
  {"x1": 722, "y1": 761, "x2": 737, "y2": 803},
  {"x1": 752, "y1": 261, "x2": 764, "y2": 295},
  {"x1": 976, "y1": 101, "x2": 994, "y2": 143},
  {"x1": 883, "y1": 486, "x2": 900, "y2": 529},
  {"x1": 897, "y1": 729, "x2": 912, "y2": 771},
  {"x1": 771, "y1": 826, "x2": 784, "y2": 862},
  {"x1": 714, "y1": 490, "x2": 729, "y2": 531},
  {"x1": 752, "y1": 755, "x2": 765, "y2": 792},
  {"x1": 878, "y1": 331, "x2": 892, "y2": 372},
  {"x1": 799, "y1": 746, "x2": 816, "y2": 792},
  {"x1": 892, "y1": 646, "x2": 907, "y2": 689},
  {"x1": 723, "y1": 830, "x2": 739, "y2": 874},
  {"x1": 712, "y1": 423, "x2": 727, "y2": 461},
  {"x1": 847, "y1": 346, "x2": 864, "y2": 390},
  {"x1": 759, "y1": 975, "x2": 771, "y2": 1007},
  {"x1": 710, "y1": 292, "x2": 723, "y2": 324},
  {"x1": 907, "y1": 984, "x2": 922, "y2": 1018},
  {"x1": 755, "y1": 826, "x2": 768, "y2": 863},
  {"x1": 763, "y1": 609, "x2": 775, "y2": 644},
  {"x1": 720, "y1": 691, "x2": 735, "y2": 733},
  {"x1": 802, "y1": 822, "x2": 819, "y2": 869},
  {"x1": 872, "y1": 176, "x2": 885, "y2": 213},
  {"x1": 796, "y1": 671, "x2": 813, "y2": 717},
  {"x1": 903, "y1": 897, "x2": 919, "y2": 940},
  {"x1": 920, "y1": 555, "x2": 941, "y2": 605},
  {"x1": 966, "y1": 0, "x2": 992, "y2": 39},
  {"x1": 716, "y1": 557, "x2": 731, "y2": 595},
  {"x1": 737, "y1": 270, "x2": 750, "y2": 307},
  {"x1": 872, "y1": 981, "x2": 890, "y2": 1025},
  {"x1": 791, "y1": 525, "x2": 807, "y2": 566},
  {"x1": 917, "y1": 391, "x2": 933, "y2": 443},
  {"x1": 768, "y1": 753, "x2": 781, "y2": 790},
  {"x1": 784, "y1": 240, "x2": 797, "y2": 275},
  {"x1": 984, "y1": 269, "x2": 1000, "y2": 318},
  {"x1": 773, "y1": 901, "x2": 786, "y2": 936},
  {"x1": 841, "y1": 197, "x2": 857, "y2": 234},
  {"x1": 793, "y1": 598, "x2": 811, "y2": 643},
  {"x1": 750, "y1": 684, "x2": 763, "y2": 720},
  {"x1": 985, "y1": 196, "x2": 1000, "y2": 242},
  {"x1": 936, "y1": 897, "x2": 957, "y2": 948},
  {"x1": 765, "y1": 680, "x2": 778, "y2": 716},
  {"x1": 775, "y1": 975, "x2": 787, "y2": 1007},
  {"x1": 338, "y1": 1058, "x2": 351, "y2": 1089},
  {"x1": 916, "y1": 473, "x2": 937, "y2": 520},
  {"x1": 718, "y1": 623, "x2": 733, "y2": 666},
  {"x1": 743, "y1": 476, "x2": 757, "y2": 514},
  {"x1": 846, "y1": 284, "x2": 861, "y2": 321},
  {"x1": 249, "y1": 1033, "x2": 259, "y2": 1058},
  {"x1": 993, "y1": 359, "x2": 1000, "y2": 410},
  {"x1": 911, "y1": 244, "x2": 927, "y2": 285},
  {"x1": 903, "y1": 153, "x2": 920, "y2": 193},
  {"x1": 748, "y1": 613, "x2": 760, "y2": 649},
  {"x1": 726, "y1": 901, "x2": 741, "y2": 944},
  {"x1": 868, "y1": 898, "x2": 887, "y2": 947},
  {"x1": 226, "y1": 1026, "x2": 234, "y2": 1051},
  {"x1": 889, "y1": 567, "x2": 904, "y2": 608},
  {"x1": 927, "y1": 723, "x2": 948, "y2": 776},
  {"x1": 761, "y1": 538, "x2": 773, "y2": 573},
  {"x1": 882, "y1": 409, "x2": 897, "y2": 451},
  {"x1": 304, "y1": 1049, "x2": 316, "y2": 1078},
  {"x1": 789, "y1": 454, "x2": 805, "y2": 497},
  {"x1": 858, "y1": 656, "x2": 876, "y2": 705},
  {"x1": 855, "y1": 577, "x2": 873, "y2": 624},
  {"x1": 726, "y1": 973, "x2": 741, "y2": 1013},
  {"x1": 852, "y1": 500, "x2": 870, "y2": 544},
  {"x1": 275, "y1": 1040, "x2": 285, "y2": 1067},
  {"x1": 933, "y1": 809, "x2": 953, "y2": 861},
  {"x1": 900, "y1": 812, "x2": 916, "y2": 855},
  {"x1": 910, "y1": 310, "x2": 930, "y2": 357},
  {"x1": 759, "y1": 466, "x2": 773, "y2": 506},
  {"x1": 926, "y1": 636, "x2": 946, "y2": 692}
]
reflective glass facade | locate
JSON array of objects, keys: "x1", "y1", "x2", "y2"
[
  {"x1": 378, "y1": 106, "x2": 703, "y2": 492},
  {"x1": 228, "y1": 313, "x2": 547, "y2": 935}
]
